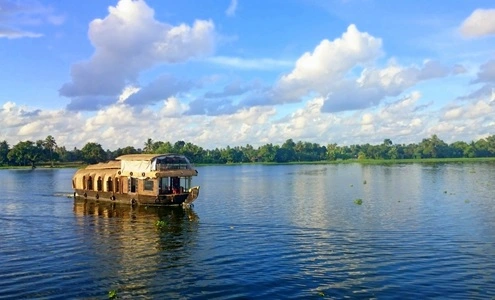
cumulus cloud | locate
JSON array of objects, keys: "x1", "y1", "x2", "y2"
[
  {"x1": 473, "y1": 59, "x2": 495, "y2": 83},
  {"x1": 458, "y1": 60, "x2": 495, "y2": 102},
  {"x1": 3, "y1": 87, "x2": 495, "y2": 151},
  {"x1": 0, "y1": 0, "x2": 64, "y2": 39},
  {"x1": 273, "y1": 24, "x2": 383, "y2": 104},
  {"x1": 160, "y1": 97, "x2": 189, "y2": 117},
  {"x1": 66, "y1": 96, "x2": 117, "y2": 111},
  {"x1": 59, "y1": 0, "x2": 215, "y2": 109},
  {"x1": 204, "y1": 80, "x2": 255, "y2": 98},
  {"x1": 460, "y1": 9, "x2": 495, "y2": 38},
  {"x1": 124, "y1": 75, "x2": 194, "y2": 106},
  {"x1": 186, "y1": 97, "x2": 238, "y2": 116},
  {"x1": 320, "y1": 59, "x2": 450, "y2": 112},
  {"x1": 245, "y1": 25, "x2": 453, "y2": 113},
  {"x1": 0, "y1": 102, "x2": 84, "y2": 147}
]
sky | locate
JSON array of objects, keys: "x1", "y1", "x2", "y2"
[{"x1": 1, "y1": 0, "x2": 495, "y2": 151}]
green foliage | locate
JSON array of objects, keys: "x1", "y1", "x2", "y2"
[
  {"x1": 354, "y1": 198, "x2": 363, "y2": 205},
  {"x1": 2, "y1": 134, "x2": 495, "y2": 166},
  {"x1": 7, "y1": 140, "x2": 42, "y2": 168},
  {"x1": 81, "y1": 142, "x2": 107, "y2": 164},
  {"x1": 0, "y1": 140, "x2": 9, "y2": 166}
]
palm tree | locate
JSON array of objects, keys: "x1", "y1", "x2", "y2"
[
  {"x1": 144, "y1": 138, "x2": 154, "y2": 153},
  {"x1": 44, "y1": 135, "x2": 57, "y2": 167}
]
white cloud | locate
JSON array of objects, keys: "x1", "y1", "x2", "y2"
[
  {"x1": 460, "y1": 9, "x2": 495, "y2": 38},
  {"x1": 268, "y1": 25, "x2": 452, "y2": 113},
  {"x1": 226, "y1": 0, "x2": 238, "y2": 17},
  {"x1": 59, "y1": 0, "x2": 215, "y2": 108},
  {"x1": 274, "y1": 24, "x2": 382, "y2": 103},
  {"x1": 3, "y1": 86, "x2": 495, "y2": 151},
  {"x1": 160, "y1": 96, "x2": 189, "y2": 117}
]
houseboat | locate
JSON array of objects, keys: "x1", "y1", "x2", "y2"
[{"x1": 72, "y1": 154, "x2": 200, "y2": 206}]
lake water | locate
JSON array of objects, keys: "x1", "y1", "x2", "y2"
[{"x1": 1, "y1": 163, "x2": 494, "y2": 299}]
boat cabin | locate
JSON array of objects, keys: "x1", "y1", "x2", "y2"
[{"x1": 72, "y1": 154, "x2": 200, "y2": 206}]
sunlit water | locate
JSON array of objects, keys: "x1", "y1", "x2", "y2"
[{"x1": 0, "y1": 163, "x2": 494, "y2": 299}]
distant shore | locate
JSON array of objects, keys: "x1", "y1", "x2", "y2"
[{"x1": 2, "y1": 157, "x2": 495, "y2": 170}]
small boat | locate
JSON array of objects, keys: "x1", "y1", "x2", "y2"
[{"x1": 72, "y1": 154, "x2": 200, "y2": 206}]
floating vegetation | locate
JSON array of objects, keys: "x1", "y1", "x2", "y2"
[
  {"x1": 465, "y1": 199, "x2": 471, "y2": 203},
  {"x1": 108, "y1": 290, "x2": 117, "y2": 299},
  {"x1": 350, "y1": 184, "x2": 354, "y2": 187},
  {"x1": 363, "y1": 180, "x2": 367, "y2": 184},
  {"x1": 354, "y1": 198, "x2": 363, "y2": 205},
  {"x1": 444, "y1": 190, "x2": 448, "y2": 194},
  {"x1": 155, "y1": 220, "x2": 168, "y2": 228},
  {"x1": 317, "y1": 291, "x2": 325, "y2": 297}
]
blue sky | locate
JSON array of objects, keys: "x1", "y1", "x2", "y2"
[{"x1": 1, "y1": 0, "x2": 494, "y2": 150}]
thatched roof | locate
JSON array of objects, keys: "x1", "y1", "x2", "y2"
[
  {"x1": 116, "y1": 154, "x2": 177, "y2": 161},
  {"x1": 85, "y1": 160, "x2": 121, "y2": 170}
]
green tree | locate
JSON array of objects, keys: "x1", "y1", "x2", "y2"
[
  {"x1": 81, "y1": 142, "x2": 107, "y2": 164},
  {"x1": 242, "y1": 144, "x2": 258, "y2": 162},
  {"x1": 44, "y1": 135, "x2": 57, "y2": 167},
  {"x1": 258, "y1": 144, "x2": 276, "y2": 162},
  {"x1": 327, "y1": 143, "x2": 338, "y2": 161},
  {"x1": 55, "y1": 146, "x2": 70, "y2": 162},
  {"x1": 281, "y1": 139, "x2": 296, "y2": 161},
  {"x1": 0, "y1": 140, "x2": 10, "y2": 166},
  {"x1": 155, "y1": 141, "x2": 174, "y2": 154},
  {"x1": 174, "y1": 140, "x2": 186, "y2": 153},
  {"x1": 143, "y1": 138, "x2": 154, "y2": 153},
  {"x1": 7, "y1": 140, "x2": 43, "y2": 168},
  {"x1": 419, "y1": 134, "x2": 448, "y2": 158}
]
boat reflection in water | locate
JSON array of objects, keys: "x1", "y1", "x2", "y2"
[
  {"x1": 72, "y1": 199, "x2": 200, "y2": 298},
  {"x1": 73, "y1": 198, "x2": 199, "y2": 223}
]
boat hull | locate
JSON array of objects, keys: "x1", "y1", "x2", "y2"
[{"x1": 74, "y1": 188, "x2": 199, "y2": 206}]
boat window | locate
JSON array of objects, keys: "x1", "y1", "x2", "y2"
[
  {"x1": 130, "y1": 177, "x2": 137, "y2": 193},
  {"x1": 106, "y1": 177, "x2": 113, "y2": 192},
  {"x1": 144, "y1": 180, "x2": 154, "y2": 191},
  {"x1": 97, "y1": 177, "x2": 103, "y2": 191},
  {"x1": 156, "y1": 156, "x2": 191, "y2": 171},
  {"x1": 159, "y1": 177, "x2": 169, "y2": 194},
  {"x1": 88, "y1": 176, "x2": 93, "y2": 190}
]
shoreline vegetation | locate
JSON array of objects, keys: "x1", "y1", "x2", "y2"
[
  {"x1": 1, "y1": 157, "x2": 495, "y2": 170},
  {"x1": 1, "y1": 134, "x2": 495, "y2": 168}
]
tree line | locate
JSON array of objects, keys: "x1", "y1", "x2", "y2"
[{"x1": 1, "y1": 134, "x2": 495, "y2": 167}]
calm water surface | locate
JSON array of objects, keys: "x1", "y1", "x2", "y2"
[{"x1": 0, "y1": 163, "x2": 494, "y2": 299}]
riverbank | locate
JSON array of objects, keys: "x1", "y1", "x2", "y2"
[
  {"x1": 2, "y1": 157, "x2": 495, "y2": 169},
  {"x1": 198, "y1": 157, "x2": 495, "y2": 166}
]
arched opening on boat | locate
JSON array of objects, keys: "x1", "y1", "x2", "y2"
[
  {"x1": 115, "y1": 177, "x2": 120, "y2": 193},
  {"x1": 82, "y1": 176, "x2": 87, "y2": 190},
  {"x1": 106, "y1": 177, "x2": 113, "y2": 192},
  {"x1": 87, "y1": 176, "x2": 93, "y2": 190},
  {"x1": 97, "y1": 176, "x2": 103, "y2": 191}
]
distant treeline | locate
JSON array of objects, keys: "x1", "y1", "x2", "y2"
[{"x1": 1, "y1": 134, "x2": 495, "y2": 167}]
